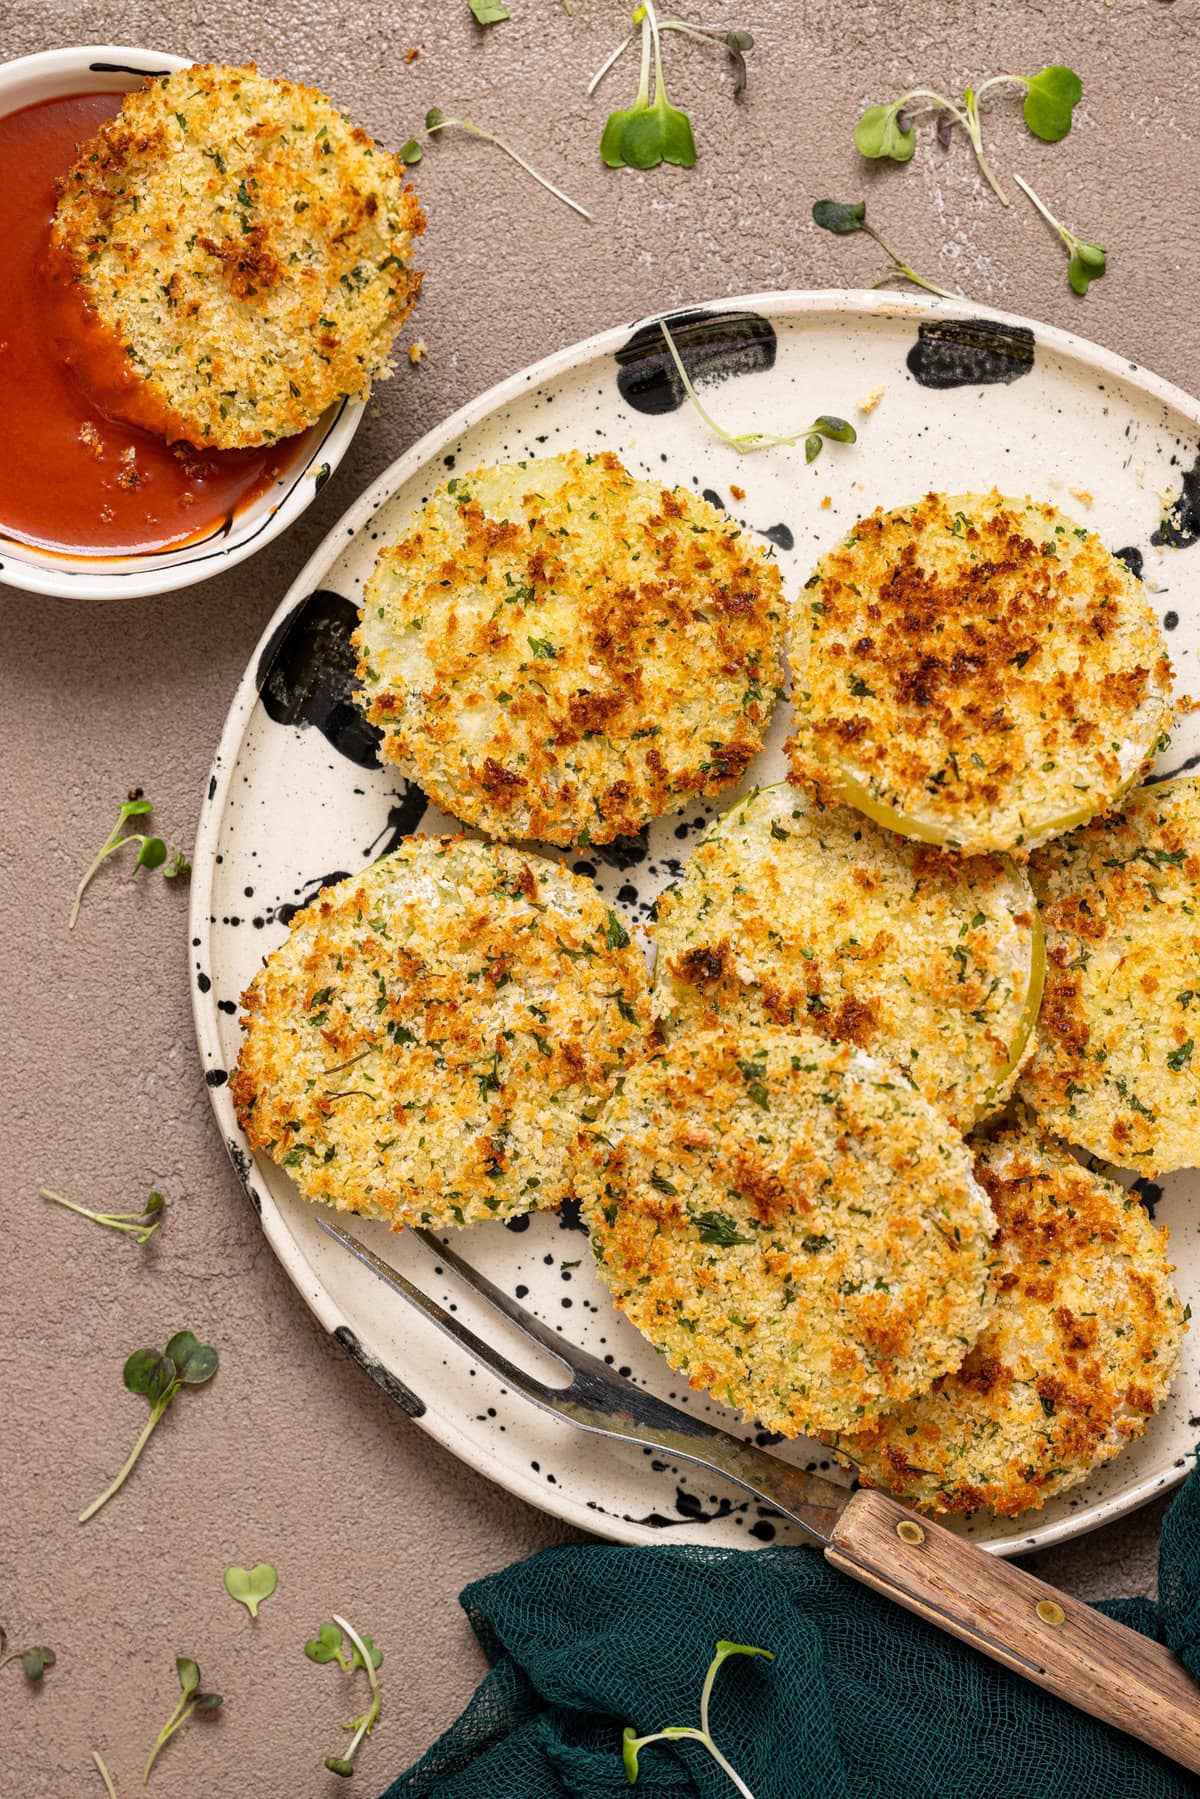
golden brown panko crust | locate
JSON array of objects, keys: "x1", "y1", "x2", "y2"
[
  {"x1": 231, "y1": 838, "x2": 652, "y2": 1229},
  {"x1": 788, "y1": 491, "x2": 1173, "y2": 854},
  {"x1": 579, "y1": 1026, "x2": 996, "y2": 1436},
  {"x1": 50, "y1": 63, "x2": 424, "y2": 449},
  {"x1": 353, "y1": 451, "x2": 786, "y2": 844},
  {"x1": 1018, "y1": 776, "x2": 1200, "y2": 1174},
  {"x1": 650, "y1": 781, "x2": 1043, "y2": 1129},
  {"x1": 828, "y1": 1122, "x2": 1184, "y2": 1515}
]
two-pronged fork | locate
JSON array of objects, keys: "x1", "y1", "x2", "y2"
[{"x1": 318, "y1": 1213, "x2": 1200, "y2": 1775}]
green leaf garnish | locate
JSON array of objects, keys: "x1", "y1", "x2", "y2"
[
  {"x1": 402, "y1": 109, "x2": 590, "y2": 217},
  {"x1": 658, "y1": 319, "x2": 859, "y2": 459},
  {"x1": 622, "y1": 1639, "x2": 773, "y2": 1792},
  {"x1": 307, "y1": 1618, "x2": 384, "y2": 1778},
  {"x1": 143, "y1": 1656, "x2": 223, "y2": 1785},
  {"x1": 1013, "y1": 173, "x2": 1106, "y2": 296},
  {"x1": 40, "y1": 1185, "x2": 165, "y2": 1244},
  {"x1": 812, "y1": 197, "x2": 964, "y2": 300},
  {"x1": 598, "y1": 3, "x2": 696, "y2": 170},
  {"x1": 1022, "y1": 65, "x2": 1082, "y2": 141},
  {"x1": 78, "y1": 1333, "x2": 219, "y2": 1523},
  {"x1": 852, "y1": 64, "x2": 1082, "y2": 206},
  {"x1": 0, "y1": 1627, "x2": 56, "y2": 1682},
  {"x1": 224, "y1": 1563, "x2": 279, "y2": 1619},
  {"x1": 469, "y1": 0, "x2": 510, "y2": 21},
  {"x1": 68, "y1": 792, "x2": 190, "y2": 930},
  {"x1": 854, "y1": 102, "x2": 915, "y2": 162}
]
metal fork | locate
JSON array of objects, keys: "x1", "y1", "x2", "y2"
[{"x1": 316, "y1": 1211, "x2": 1200, "y2": 1774}]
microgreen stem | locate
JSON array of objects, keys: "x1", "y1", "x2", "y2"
[
  {"x1": 424, "y1": 117, "x2": 592, "y2": 219},
  {"x1": 659, "y1": 321, "x2": 857, "y2": 456},
  {"x1": 861, "y1": 221, "x2": 963, "y2": 299},
  {"x1": 69, "y1": 832, "x2": 138, "y2": 931},
  {"x1": 330, "y1": 1615, "x2": 382, "y2": 1775},
  {"x1": 588, "y1": 28, "x2": 636, "y2": 94},
  {"x1": 40, "y1": 1187, "x2": 163, "y2": 1243},
  {"x1": 143, "y1": 1694, "x2": 188, "y2": 1785},
  {"x1": 79, "y1": 1400, "x2": 166, "y2": 1524},
  {"x1": 1012, "y1": 169, "x2": 1070, "y2": 245},
  {"x1": 92, "y1": 1750, "x2": 119, "y2": 1798},
  {"x1": 645, "y1": 2, "x2": 670, "y2": 109}
]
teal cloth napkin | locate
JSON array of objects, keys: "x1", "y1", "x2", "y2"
[{"x1": 381, "y1": 1456, "x2": 1200, "y2": 1799}]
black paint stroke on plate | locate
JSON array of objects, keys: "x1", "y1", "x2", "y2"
[
  {"x1": 334, "y1": 1324, "x2": 426, "y2": 1418},
  {"x1": 592, "y1": 827, "x2": 650, "y2": 870},
  {"x1": 1148, "y1": 752, "x2": 1200, "y2": 783},
  {"x1": 762, "y1": 522, "x2": 794, "y2": 552},
  {"x1": 364, "y1": 788, "x2": 430, "y2": 859},
  {"x1": 1151, "y1": 450, "x2": 1200, "y2": 549},
  {"x1": 628, "y1": 1484, "x2": 746, "y2": 1528},
  {"x1": 907, "y1": 319, "x2": 1034, "y2": 389},
  {"x1": 1133, "y1": 1177, "x2": 1164, "y2": 1218},
  {"x1": 277, "y1": 869, "x2": 352, "y2": 928},
  {"x1": 1114, "y1": 545, "x2": 1144, "y2": 580},
  {"x1": 256, "y1": 588, "x2": 382, "y2": 768},
  {"x1": 89, "y1": 60, "x2": 172, "y2": 74},
  {"x1": 617, "y1": 310, "x2": 776, "y2": 417},
  {"x1": 224, "y1": 1138, "x2": 262, "y2": 1214}
]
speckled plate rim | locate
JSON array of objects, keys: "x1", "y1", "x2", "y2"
[
  {"x1": 0, "y1": 44, "x2": 364, "y2": 602},
  {"x1": 191, "y1": 287, "x2": 1200, "y2": 1557}
]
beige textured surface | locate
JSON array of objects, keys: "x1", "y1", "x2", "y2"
[{"x1": 1, "y1": 1, "x2": 1195, "y2": 1792}]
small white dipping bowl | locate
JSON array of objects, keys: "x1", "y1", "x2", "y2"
[{"x1": 0, "y1": 45, "x2": 364, "y2": 602}]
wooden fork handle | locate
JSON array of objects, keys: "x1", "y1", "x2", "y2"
[{"x1": 826, "y1": 1488, "x2": 1200, "y2": 1775}]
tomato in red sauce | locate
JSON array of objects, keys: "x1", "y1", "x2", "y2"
[{"x1": 0, "y1": 91, "x2": 306, "y2": 557}]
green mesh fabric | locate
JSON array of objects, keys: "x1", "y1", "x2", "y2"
[{"x1": 381, "y1": 1456, "x2": 1200, "y2": 1799}]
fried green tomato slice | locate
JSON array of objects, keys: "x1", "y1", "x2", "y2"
[
  {"x1": 578, "y1": 1026, "x2": 996, "y2": 1436},
  {"x1": 230, "y1": 837, "x2": 652, "y2": 1229},
  {"x1": 49, "y1": 63, "x2": 424, "y2": 449},
  {"x1": 788, "y1": 491, "x2": 1173, "y2": 855},
  {"x1": 651, "y1": 783, "x2": 1043, "y2": 1129},
  {"x1": 827, "y1": 1122, "x2": 1185, "y2": 1515},
  {"x1": 1018, "y1": 776, "x2": 1200, "y2": 1174},
  {"x1": 353, "y1": 450, "x2": 785, "y2": 845}
]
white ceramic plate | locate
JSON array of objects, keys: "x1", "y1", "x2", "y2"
[{"x1": 192, "y1": 291, "x2": 1200, "y2": 1557}]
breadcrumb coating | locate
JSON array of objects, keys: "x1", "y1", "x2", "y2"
[
  {"x1": 354, "y1": 451, "x2": 785, "y2": 844},
  {"x1": 50, "y1": 63, "x2": 424, "y2": 448},
  {"x1": 651, "y1": 782, "x2": 1043, "y2": 1129},
  {"x1": 1019, "y1": 776, "x2": 1200, "y2": 1174},
  {"x1": 789, "y1": 491, "x2": 1172, "y2": 854},
  {"x1": 579, "y1": 1026, "x2": 996, "y2": 1436},
  {"x1": 829, "y1": 1122, "x2": 1184, "y2": 1515},
  {"x1": 231, "y1": 838, "x2": 652, "y2": 1228}
]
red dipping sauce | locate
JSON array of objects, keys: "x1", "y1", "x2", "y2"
[{"x1": 0, "y1": 91, "x2": 305, "y2": 557}]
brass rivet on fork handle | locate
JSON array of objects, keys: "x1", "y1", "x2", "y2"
[
  {"x1": 1036, "y1": 1599, "x2": 1066, "y2": 1627},
  {"x1": 895, "y1": 1519, "x2": 926, "y2": 1545}
]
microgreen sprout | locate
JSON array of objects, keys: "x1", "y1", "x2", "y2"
[
  {"x1": 623, "y1": 1640, "x2": 773, "y2": 1797},
  {"x1": 812, "y1": 198, "x2": 965, "y2": 300},
  {"x1": 591, "y1": 8, "x2": 753, "y2": 113},
  {"x1": 658, "y1": 320, "x2": 856, "y2": 462},
  {"x1": 68, "y1": 792, "x2": 191, "y2": 930},
  {"x1": 468, "y1": 0, "x2": 509, "y2": 22},
  {"x1": 1012, "y1": 172, "x2": 1107, "y2": 294},
  {"x1": 305, "y1": 1617, "x2": 383, "y2": 1778},
  {"x1": 595, "y1": 2, "x2": 697, "y2": 170},
  {"x1": 224, "y1": 1563, "x2": 278, "y2": 1619},
  {"x1": 855, "y1": 64, "x2": 1082, "y2": 205},
  {"x1": 92, "y1": 1750, "x2": 119, "y2": 1798},
  {"x1": 79, "y1": 1331, "x2": 218, "y2": 1524},
  {"x1": 142, "y1": 1656, "x2": 223, "y2": 1786},
  {"x1": 399, "y1": 108, "x2": 591, "y2": 219},
  {"x1": 40, "y1": 1186, "x2": 165, "y2": 1244},
  {"x1": 0, "y1": 1625, "x2": 56, "y2": 1681}
]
